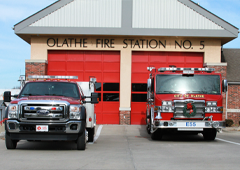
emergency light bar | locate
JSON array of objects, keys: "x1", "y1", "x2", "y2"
[
  {"x1": 158, "y1": 67, "x2": 215, "y2": 72},
  {"x1": 28, "y1": 75, "x2": 78, "y2": 79},
  {"x1": 147, "y1": 67, "x2": 155, "y2": 71}
]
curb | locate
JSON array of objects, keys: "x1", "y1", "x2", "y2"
[{"x1": 222, "y1": 127, "x2": 240, "y2": 132}]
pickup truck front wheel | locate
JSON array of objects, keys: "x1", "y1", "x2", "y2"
[
  {"x1": 5, "y1": 131, "x2": 17, "y2": 149},
  {"x1": 76, "y1": 122, "x2": 86, "y2": 150}
]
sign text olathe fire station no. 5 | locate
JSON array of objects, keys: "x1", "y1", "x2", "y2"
[{"x1": 47, "y1": 38, "x2": 205, "y2": 50}]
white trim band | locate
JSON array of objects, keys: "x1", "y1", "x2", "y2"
[
  {"x1": 119, "y1": 107, "x2": 131, "y2": 111},
  {"x1": 25, "y1": 59, "x2": 48, "y2": 63},
  {"x1": 227, "y1": 109, "x2": 240, "y2": 113},
  {"x1": 205, "y1": 62, "x2": 227, "y2": 66}
]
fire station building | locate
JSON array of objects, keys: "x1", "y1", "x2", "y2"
[{"x1": 14, "y1": 0, "x2": 239, "y2": 125}]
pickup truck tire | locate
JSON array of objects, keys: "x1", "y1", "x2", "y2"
[
  {"x1": 77, "y1": 121, "x2": 86, "y2": 150},
  {"x1": 5, "y1": 132, "x2": 17, "y2": 149},
  {"x1": 151, "y1": 129, "x2": 162, "y2": 140},
  {"x1": 77, "y1": 132, "x2": 86, "y2": 150},
  {"x1": 87, "y1": 127, "x2": 95, "y2": 142},
  {"x1": 203, "y1": 128, "x2": 217, "y2": 141}
]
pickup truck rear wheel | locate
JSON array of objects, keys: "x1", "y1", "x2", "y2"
[
  {"x1": 5, "y1": 132, "x2": 17, "y2": 149},
  {"x1": 203, "y1": 128, "x2": 217, "y2": 141},
  {"x1": 151, "y1": 129, "x2": 162, "y2": 140},
  {"x1": 87, "y1": 127, "x2": 95, "y2": 142}
]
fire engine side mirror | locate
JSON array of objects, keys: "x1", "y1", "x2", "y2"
[
  {"x1": 147, "y1": 79, "x2": 152, "y2": 91},
  {"x1": 222, "y1": 79, "x2": 228, "y2": 92},
  {"x1": 4, "y1": 91, "x2": 11, "y2": 102}
]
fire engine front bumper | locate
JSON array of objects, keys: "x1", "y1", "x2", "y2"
[
  {"x1": 5, "y1": 120, "x2": 85, "y2": 141},
  {"x1": 152, "y1": 120, "x2": 225, "y2": 131}
]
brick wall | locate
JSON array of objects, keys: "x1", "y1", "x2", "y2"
[
  {"x1": 227, "y1": 84, "x2": 240, "y2": 126},
  {"x1": 120, "y1": 110, "x2": 130, "y2": 125},
  {"x1": 207, "y1": 65, "x2": 227, "y2": 120},
  {"x1": 25, "y1": 62, "x2": 48, "y2": 80}
]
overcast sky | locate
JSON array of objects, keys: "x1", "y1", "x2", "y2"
[{"x1": 0, "y1": 0, "x2": 239, "y2": 89}]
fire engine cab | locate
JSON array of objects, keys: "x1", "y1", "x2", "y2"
[
  {"x1": 3, "y1": 75, "x2": 98, "y2": 150},
  {"x1": 146, "y1": 66, "x2": 227, "y2": 140}
]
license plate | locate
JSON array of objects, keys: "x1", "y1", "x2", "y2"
[
  {"x1": 36, "y1": 125, "x2": 48, "y2": 132},
  {"x1": 186, "y1": 122, "x2": 197, "y2": 127},
  {"x1": 177, "y1": 122, "x2": 205, "y2": 127}
]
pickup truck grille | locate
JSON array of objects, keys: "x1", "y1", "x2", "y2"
[
  {"x1": 174, "y1": 99, "x2": 205, "y2": 119},
  {"x1": 18, "y1": 101, "x2": 70, "y2": 122}
]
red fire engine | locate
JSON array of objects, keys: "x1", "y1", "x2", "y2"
[{"x1": 146, "y1": 66, "x2": 227, "y2": 140}]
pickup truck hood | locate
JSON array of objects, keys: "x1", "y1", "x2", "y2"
[{"x1": 10, "y1": 96, "x2": 81, "y2": 105}]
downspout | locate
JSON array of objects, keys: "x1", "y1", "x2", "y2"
[{"x1": 225, "y1": 82, "x2": 228, "y2": 119}]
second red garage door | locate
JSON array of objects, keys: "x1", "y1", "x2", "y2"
[{"x1": 131, "y1": 51, "x2": 204, "y2": 125}]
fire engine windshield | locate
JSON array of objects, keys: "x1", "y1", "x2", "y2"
[
  {"x1": 20, "y1": 82, "x2": 80, "y2": 98},
  {"x1": 156, "y1": 75, "x2": 220, "y2": 94}
]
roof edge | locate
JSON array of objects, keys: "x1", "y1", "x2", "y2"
[
  {"x1": 14, "y1": 0, "x2": 74, "y2": 33},
  {"x1": 178, "y1": 0, "x2": 239, "y2": 37}
]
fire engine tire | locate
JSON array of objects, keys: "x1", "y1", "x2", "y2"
[
  {"x1": 203, "y1": 129, "x2": 217, "y2": 141},
  {"x1": 146, "y1": 125, "x2": 151, "y2": 134},
  {"x1": 87, "y1": 127, "x2": 95, "y2": 142},
  {"x1": 5, "y1": 132, "x2": 17, "y2": 149},
  {"x1": 146, "y1": 111, "x2": 151, "y2": 134},
  {"x1": 151, "y1": 129, "x2": 162, "y2": 140}
]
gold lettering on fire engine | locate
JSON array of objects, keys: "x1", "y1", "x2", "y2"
[
  {"x1": 191, "y1": 95, "x2": 204, "y2": 98},
  {"x1": 174, "y1": 94, "x2": 204, "y2": 98}
]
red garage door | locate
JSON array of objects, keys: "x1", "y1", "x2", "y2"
[
  {"x1": 131, "y1": 52, "x2": 204, "y2": 125},
  {"x1": 48, "y1": 50, "x2": 120, "y2": 124}
]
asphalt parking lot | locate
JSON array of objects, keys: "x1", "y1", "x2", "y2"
[{"x1": 0, "y1": 125, "x2": 240, "y2": 170}]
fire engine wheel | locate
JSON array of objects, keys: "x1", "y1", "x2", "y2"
[
  {"x1": 151, "y1": 129, "x2": 162, "y2": 140},
  {"x1": 146, "y1": 111, "x2": 151, "y2": 134},
  {"x1": 203, "y1": 128, "x2": 217, "y2": 141},
  {"x1": 5, "y1": 132, "x2": 17, "y2": 149},
  {"x1": 146, "y1": 125, "x2": 151, "y2": 134},
  {"x1": 87, "y1": 127, "x2": 95, "y2": 142}
]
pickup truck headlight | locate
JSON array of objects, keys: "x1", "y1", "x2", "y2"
[
  {"x1": 8, "y1": 104, "x2": 18, "y2": 119},
  {"x1": 69, "y1": 105, "x2": 81, "y2": 120}
]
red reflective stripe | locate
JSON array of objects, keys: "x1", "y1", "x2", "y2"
[{"x1": 0, "y1": 118, "x2": 8, "y2": 125}]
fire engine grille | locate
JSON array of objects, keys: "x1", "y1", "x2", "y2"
[
  {"x1": 174, "y1": 100, "x2": 205, "y2": 119},
  {"x1": 19, "y1": 101, "x2": 70, "y2": 122}
]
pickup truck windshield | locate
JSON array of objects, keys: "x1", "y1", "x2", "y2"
[
  {"x1": 20, "y1": 82, "x2": 80, "y2": 98},
  {"x1": 156, "y1": 75, "x2": 220, "y2": 94}
]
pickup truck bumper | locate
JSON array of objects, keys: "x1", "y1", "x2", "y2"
[
  {"x1": 152, "y1": 120, "x2": 225, "y2": 131},
  {"x1": 5, "y1": 120, "x2": 85, "y2": 141}
]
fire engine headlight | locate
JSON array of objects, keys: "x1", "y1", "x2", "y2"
[
  {"x1": 69, "y1": 105, "x2": 81, "y2": 120},
  {"x1": 207, "y1": 101, "x2": 217, "y2": 106},
  {"x1": 8, "y1": 104, "x2": 18, "y2": 119},
  {"x1": 162, "y1": 101, "x2": 167, "y2": 105},
  {"x1": 161, "y1": 101, "x2": 174, "y2": 112}
]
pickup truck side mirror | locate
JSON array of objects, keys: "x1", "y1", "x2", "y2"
[
  {"x1": 82, "y1": 92, "x2": 99, "y2": 104},
  {"x1": 4, "y1": 91, "x2": 11, "y2": 102}
]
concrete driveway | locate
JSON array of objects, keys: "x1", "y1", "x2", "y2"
[{"x1": 0, "y1": 125, "x2": 240, "y2": 170}]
